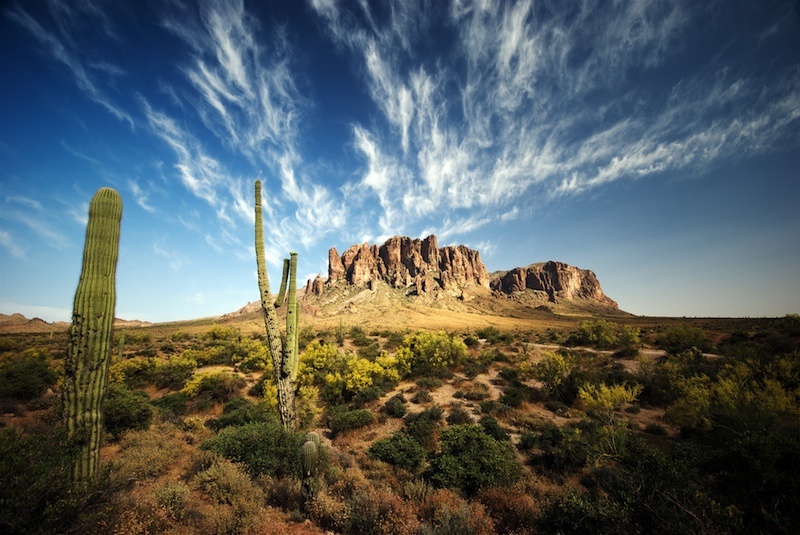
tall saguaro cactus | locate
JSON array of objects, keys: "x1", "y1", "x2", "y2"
[
  {"x1": 254, "y1": 180, "x2": 297, "y2": 430},
  {"x1": 62, "y1": 187, "x2": 122, "y2": 481}
]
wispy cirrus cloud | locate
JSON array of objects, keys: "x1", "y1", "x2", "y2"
[
  {"x1": 0, "y1": 230, "x2": 25, "y2": 258},
  {"x1": 0, "y1": 196, "x2": 69, "y2": 249},
  {"x1": 154, "y1": 0, "x2": 345, "y2": 253},
  {"x1": 6, "y1": 2, "x2": 134, "y2": 126},
  {"x1": 311, "y1": 0, "x2": 800, "y2": 237}
]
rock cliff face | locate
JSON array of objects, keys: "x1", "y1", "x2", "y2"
[
  {"x1": 490, "y1": 261, "x2": 617, "y2": 307},
  {"x1": 317, "y1": 235, "x2": 490, "y2": 295},
  {"x1": 307, "y1": 235, "x2": 617, "y2": 310}
]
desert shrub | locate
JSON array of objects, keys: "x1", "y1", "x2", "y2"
[
  {"x1": 103, "y1": 383, "x2": 153, "y2": 438},
  {"x1": 479, "y1": 416, "x2": 509, "y2": 442},
  {"x1": 544, "y1": 400, "x2": 569, "y2": 416},
  {"x1": 417, "y1": 376, "x2": 443, "y2": 390},
  {"x1": 259, "y1": 475, "x2": 304, "y2": 512},
  {"x1": 206, "y1": 396, "x2": 275, "y2": 431},
  {"x1": 152, "y1": 481, "x2": 190, "y2": 521},
  {"x1": 565, "y1": 320, "x2": 640, "y2": 351},
  {"x1": 644, "y1": 423, "x2": 668, "y2": 436},
  {"x1": 110, "y1": 355, "x2": 157, "y2": 388},
  {"x1": 518, "y1": 430, "x2": 537, "y2": 450},
  {"x1": 478, "y1": 399, "x2": 501, "y2": 414},
  {"x1": 368, "y1": 431, "x2": 426, "y2": 472},
  {"x1": 418, "y1": 488, "x2": 496, "y2": 535},
  {"x1": 202, "y1": 325, "x2": 239, "y2": 342},
  {"x1": 115, "y1": 424, "x2": 182, "y2": 479},
  {"x1": 538, "y1": 489, "x2": 631, "y2": 535},
  {"x1": 532, "y1": 351, "x2": 573, "y2": 400},
  {"x1": 329, "y1": 408, "x2": 375, "y2": 436},
  {"x1": 475, "y1": 326, "x2": 511, "y2": 344},
  {"x1": 478, "y1": 487, "x2": 539, "y2": 535},
  {"x1": 499, "y1": 384, "x2": 531, "y2": 407},
  {"x1": 351, "y1": 384, "x2": 383, "y2": 406},
  {"x1": 0, "y1": 349, "x2": 58, "y2": 399},
  {"x1": 384, "y1": 393, "x2": 408, "y2": 418},
  {"x1": 193, "y1": 457, "x2": 264, "y2": 533},
  {"x1": 181, "y1": 370, "x2": 246, "y2": 403},
  {"x1": 153, "y1": 391, "x2": 189, "y2": 416},
  {"x1": 153, "y1": 353, "x2": 197, "y2": 389},
  {"x1": 405, "y1": 406, "x2": 444, "y2": 449},
  {"x1": 659, "y1": 325, "x2": 712, "y2": 354},
  {"x1": 446, "y1": 404, "x2": 473, "y2": 425},
  {"x1": 425, "y1": 424, "x2": 521, "y2": 496},
  {"x1": 463, "y1": 385, "x2": 489, "y2": 401},
  {"x1": 578, "y1": 382, "x2": 643, "y2": 421},
  {"x1": 347, "y1": 487, "x2": 420, "y2": 535},
  {"x1": 349, "y1": 326, "x2": 373, "y2": 347},
  {"x1": 412, "y1": 389, "x2": 433, "y2": 404},
  {"x1": 401, "y1": 331, "x2": 467, "y2": 377},
  {"x1": 535, "y1": 421, "x2": 591, "y2": 471},
  {"x1": 201, "y1": 421, "x2": 305, "y2": 478},
  {"x1": 463, "y1": 335, "x2": 479, "y2": 348},
  {"x1": 462, "y1": 358, "x2": 488, "y2": 379},
  {"x1": 0, "y1": 427, "x2": 105, "y2": 535}
]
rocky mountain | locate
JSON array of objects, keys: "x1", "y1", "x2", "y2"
[
  {"x1": 305, "y1": 234, "x2": 617, "y2": 311},
  {"x1": 490, "y1": 261, "x2": 617, "y2": 308},
  {"x1": 309, "y1": 234, "x2": 490, "y2": 297}
]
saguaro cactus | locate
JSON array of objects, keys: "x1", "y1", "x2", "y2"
[
  {"x1": 301, "y1": 438, "x2": 319, "y2": 506},
  {"x1": 254, "y1": 180, "x2": 297, "y2": 429},
  {"x1": 62, "y1": 187, "x2": 122, "y2": 481}
]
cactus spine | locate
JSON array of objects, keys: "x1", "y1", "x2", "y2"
[
  {"x1": 62, "y1": 187, "x2": 122, "y2": 482},
  {"x1": 254, "y1": 180, "x2": 297, "y2": 430}
]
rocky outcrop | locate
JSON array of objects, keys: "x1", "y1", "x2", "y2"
[
  {"x1": 306, "y1": 275, "x2": 325, "y2": 297},
  {"x1": 325, "y1": 235, "x2": 490, "y2": 293},
  {"x1": 490, "y1": 261, "x2": 617, "y2": 307}
]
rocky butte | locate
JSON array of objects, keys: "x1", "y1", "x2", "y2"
[{"x1": 306, "y1": 234, "x2": 617, "y2": 309}]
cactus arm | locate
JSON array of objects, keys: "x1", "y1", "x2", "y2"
[
  {"x1": 254, "y1": 180, "x2": 297, "y2": 430},
  {"x1": 274, "y1": 258, "x2": 289, "y2": 308},
  {"x1": 63, "y1": 187, "x2": 122, "y2": 482},
  {"x1": 285, "y1": 252, "x2": 299, "y2": 381}
]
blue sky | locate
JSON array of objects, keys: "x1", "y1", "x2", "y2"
[{"x1": 1, "y1": 0, "x2": 798, "y2": 323}]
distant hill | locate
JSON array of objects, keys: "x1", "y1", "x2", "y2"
[{"x1": 0, "y1": 313, "x2": 151, "y2": 334}]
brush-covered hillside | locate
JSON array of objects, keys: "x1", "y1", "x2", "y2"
[{"x1": 1, "y1": 313, "x2": 799, "y2": 534}]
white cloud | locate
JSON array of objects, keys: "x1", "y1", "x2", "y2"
[
  {"x1": 7, "y1": 4, "x2": 134, "y2": 126},
  {"x1": 0, "y1": 230, "x2": 25, "y2": 258},
  {"x1": 309, "y1": 0, "x2": 799, "y2": 229},
  {"x1": 128, "y1": 179, "x2": 156, "y2": 213}
]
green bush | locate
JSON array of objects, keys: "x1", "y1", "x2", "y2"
[
  {"x1": 0, "y1": 427, "x2": 103, "y2": 535},
  {"x1": 384, "y1": 393, "x2": 408, "y2": 418},
  {"x1": 565, "y1": 320, "x2": 640, "y2": 351},
  {"x1": 181, "y1": 370, "x2": 246, "y2": 403},
  {"x1": 152, "y1": 391, "x2": 189, "y2": 416},
  {"x1": 103, "y1": 384, "x2": 153, "y2": 438},
  {"x1": 405, "y1": 406, "x2": 443, "y2": 450},
  {"x1": 479, "y1": 416, "x2": 509, "y2": 442},
  {"x1": 446, "y1": 404, "x2": 473, "y2": 425},
  {"x1": 0, "y1": 349, "x2": 58, "y2": 400},
  {"x1": 205, "y1": 396, "x2": 275, "y2": 431},
  {"x1": 368, "y1": 431, "x2": 425, "y2": 472},
  {"x1": 659, "y1": 325, "x2": 712, "y2": 354},
  {"x1": 402, "y1": 331, "x2": 467, "y2": 377},
  {"x1": 538, "y1": 489, "x2": 632, "y2": 535},
  {"x1": 329, "y1": 408, "x2": 375, "y2": 436},
  {"x1": 425, "y1": 424, "x2": 521, "y2": 496},
  {"x1": 201, "y1": 421, "x2": 305, "y2": 478}
]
